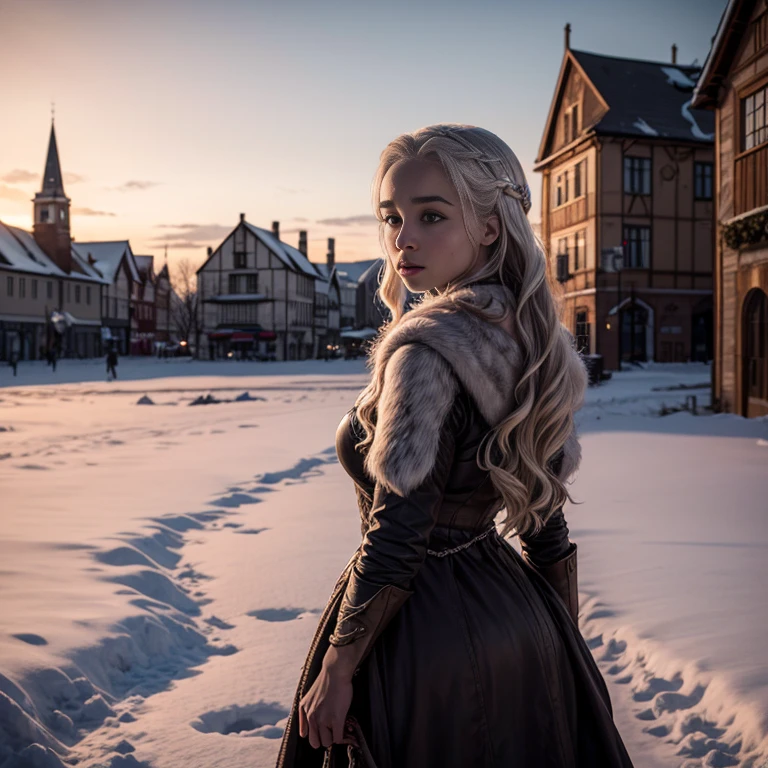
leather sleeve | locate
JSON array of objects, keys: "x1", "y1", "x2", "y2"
[{"x1": 328, "y1": 392, "x2": 459, "y2": 671}]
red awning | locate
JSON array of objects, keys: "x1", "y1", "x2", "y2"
[
  {"x1": 208, "y1": 331, "x2": 232, "y2": 340},
  {"x1": 231, "y1": 332, "x2": 255, "y2": 342},
  {"x1": 258, "y1": 330, "x2": 277, "y2": 341}
]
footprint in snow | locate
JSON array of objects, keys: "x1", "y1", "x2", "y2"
[
  {"x1": 191, "y1": 701, "x2": 289, "y2": 738},
  {"x1": 248, "y1": 608, "x2": 317, "y2": 622}
]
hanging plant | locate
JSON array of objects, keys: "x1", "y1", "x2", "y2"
[{"x1": 722, "y1": 209, "x2": 768, "y2": 249}]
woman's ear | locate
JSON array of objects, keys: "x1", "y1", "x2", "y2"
[{"x1": 479, "y1": 214, "x2": 501, "y2": 247}]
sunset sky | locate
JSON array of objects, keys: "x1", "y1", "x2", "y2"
[{"x1": 1, "y1": 0, "x2": 725, "y2": 270}]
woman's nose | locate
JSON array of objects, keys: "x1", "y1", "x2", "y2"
[{"x1": 394, "y1": 224, "x2": 418, "y2": 252}]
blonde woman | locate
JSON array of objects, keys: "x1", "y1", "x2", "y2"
[{"x1": 276, "y1": 124, "x2": 634, "y2": 767}]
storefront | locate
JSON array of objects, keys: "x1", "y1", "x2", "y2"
[{"x1": 207, "y1": 327, "x2": 277, "y2": 360}]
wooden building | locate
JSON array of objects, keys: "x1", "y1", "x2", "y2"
[
  {"x1": 535, "y1": 27, "x2": 716, "y2": 370},
  {"x1": 692, "y1": 0, "x2": 768, "y2": 417}
]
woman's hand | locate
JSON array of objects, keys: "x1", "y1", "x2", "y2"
[{"x1": 298, "y1": 659, "x2": 354, "y2": 749}]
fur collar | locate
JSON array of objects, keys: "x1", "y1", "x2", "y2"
[{"x1": 360, "y1": 282, "x2": 584, "y2": 496}]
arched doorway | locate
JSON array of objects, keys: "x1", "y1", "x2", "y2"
[{"x1": 742, "y1": 288, "x2": 768, "y2": 418}]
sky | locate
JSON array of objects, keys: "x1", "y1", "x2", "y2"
[{"x1": 0, "y1": 0, "x2": 727, "y2": 272}]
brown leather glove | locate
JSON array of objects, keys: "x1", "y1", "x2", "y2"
[{"x1": 521, "y1": 541, "x2": 579, "y2": 626}]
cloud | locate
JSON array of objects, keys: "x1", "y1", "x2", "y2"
[
  {"x1": 152, "y1": 223, "x2": 231, "y2": 244},
  {"x1": 0, "y1": 185, "x2": 30, "y2": 202},
  {"x1": 115, "y1": 180, "x2": 160, "y2": 192},
  {"x1": 316, "y1": 214, "x2": 378, "y2": 227},
  {"x1": 72, "y1": 206, "x2": 116, "y2": 217},
  {"x1": 2, "y1": 169, "x2": 37, "y2": 184},
  {"x1": 152, "y1": 240, "x2": 209, "y2": 250},
  {"x1": 293, "y1": 217, "x2": 309, "y2": 223},
  {"x1": 63, "y1": 172, "x2": 86, "y2": 185}
]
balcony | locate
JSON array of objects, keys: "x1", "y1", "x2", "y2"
[
  {"x1": 550, "y1": 192, "x2": 595, "y2": 232},
  {"x1": 734, "y1": 144, "x2": 768, "y2": 216}
]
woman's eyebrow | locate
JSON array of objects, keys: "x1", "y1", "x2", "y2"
[{"x1": 378, "y1": 195, "x2": 454, "y2": 208}]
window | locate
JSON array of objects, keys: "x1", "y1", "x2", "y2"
[
  {"x1": 742, "y1": 85, "x2": 767, "y2": 151},
  {"x1": 623, "y1": 226, "x2": 651, "y2": 268},
  {"x1": 563, "y1": 112, "x2": 570, "y2": 144},
  {"x1": 19, "y1": 278, "x2": 25, "y2": 299},
  {"x1": 234, "y1": 251, "x2": 247, "y2": 269},
  {"x1": 624, "y1": 157, "x2": 652, "y2": 194},
  {"x1": 7, "y1": 276, "x2": 13, "y2": 296},
  {"x1": 554, "y1": 174, "x2": 564, "y2": 207},
  {"x1": 75, "y1": 285, "x2": 81, "y2": 303},
  {"x1": 574, "y1": 230, "x2": 586, "y2": 270},
  {"x1": 571, "y1": 104, "x2": 579, "y2": 142},
  {"x1": 59, "y1": 208, "x2": 66, "y2": 222},
  {"x1": 47, "y1": 281, "x2": 53, "y2": 300},
  {"x1": 86, "y1": 286, "x2": 91, "y2": 305},
  {"x1": 694, "y1": 162, "x2": 713, "y2": 200},
  {"x1": 66, "y1": 283, "x2": 71, "y2": 302},
  {"x1": 32, "y1": 279, "x2": 38, "y2": 300},
  {"x1": 575, "y1": 309, "x2": 591, "y2": 354},
  {"x1": 40, "y1": 208, "x2": 49, "y2": 223},
  {"x1": 228, "y1": 274, "x2": 239, "y2": 294},
  {"x1": 246, "y1": 274, "x2": 258, "y2": 293},
  {"x1": 574, "y1": 161, "x2": 582, "y2": 198}
]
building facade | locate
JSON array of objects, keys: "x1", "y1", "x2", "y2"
[
  {"x1": 535, "y1": 28, "x2": 715, "y2": 370},
  {"x1": 693, "y1": 0, "x2": 768, "y2": 417}
]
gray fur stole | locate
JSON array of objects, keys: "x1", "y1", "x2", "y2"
[{"x1": 360, "y1": 282, "x2": 584, "y2": 497}]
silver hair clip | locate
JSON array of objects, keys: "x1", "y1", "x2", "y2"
[{"x1": 501, "y1": 179, "x2": 532, "y2": 214}]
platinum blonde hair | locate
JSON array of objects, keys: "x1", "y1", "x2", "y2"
[{"x1": 354, "y1": 123, "x2": 587, "y2": 538}]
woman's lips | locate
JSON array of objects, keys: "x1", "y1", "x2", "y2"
[{"x1": 398, "y1": 265, "x2": 424, "y2": 276}]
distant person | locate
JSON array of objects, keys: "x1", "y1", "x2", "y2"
[
  {"x1": 106, "y1": 348, "x2": 118, "y2": 380},
  {"x1": 9, "y1": 352, "x2": 18, "y2": 376},
  {"x1": 47, "y1": 348, "x2": 57, "y2": 372},
  {"x1": 278, "y1": 125, "x2": 634, "y2": 767}
]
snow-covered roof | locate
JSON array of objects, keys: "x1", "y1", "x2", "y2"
[
  {"x1": 569, "y1": 50, "x2": 715, "y2": 143},
  {"x1": 357, "y1": 259, "x2": 385, "y2": 286},
  {"x1": 134, "y1": 255, "x2": 154, "y2": 279},
  {"x1": 0, "y1": 220, "x2": 66, "y2": 276},
  {"x1": 72, "y1": 240, "x2": 141, "y2": 283},
  {"x1": 243, "y1": 222, "x2": 322, "y2": 279},
  {"x1": 69, "y1": 246, "x2": 110, "y2": 283}
]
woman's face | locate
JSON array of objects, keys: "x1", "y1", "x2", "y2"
[{"x1": 379, "y1": 157, "x2": 500, "y2": 293}]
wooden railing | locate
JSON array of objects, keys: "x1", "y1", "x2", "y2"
[
  {"x1": 734, "y1": 145, "x2": 768, "y2": 215},
  {"x1": 550, "y1": 193, "x2": 595, "y2": 232}
]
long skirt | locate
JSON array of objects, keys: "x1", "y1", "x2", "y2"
[{"x1": 275, "y1": 525, "x2": 635, "y2": 767}]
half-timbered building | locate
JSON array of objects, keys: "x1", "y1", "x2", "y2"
[{"x1": 693, "y1": 0, "x2": 768, "y2": 417}]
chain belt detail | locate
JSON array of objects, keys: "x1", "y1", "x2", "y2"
[{"x1": 426, "y1": 525, "x2": 498, "y2": 558}]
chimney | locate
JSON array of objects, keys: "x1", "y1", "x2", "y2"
[
  {"x1": 87, "y1": 252, "x2": 95, "y2": 266},
  {"x1": 564, "y1": 23, "x2": 571, "y2": 51},
  {"x1": 272, "y1": 221, "x2": 280, "y2": 240},
  {"x1": 298, "y1": 230, "x2": 308, "y2": 256},
  {"x1": 326, "y1": 237, "x2": 335, "y2": 272},
  {"x1": 207, "y1": 246, "x2": 213, "y2": 257},
  {"x1": 671, "y1": 44, "x2": 677, "y2": 65},
  {"x1": 239, "y1": 212, "x2": 245, "y2": 223}
]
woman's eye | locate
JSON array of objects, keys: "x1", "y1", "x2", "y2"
[{"x1": 383, "y1": 212, "x2": 443, "y2": 226}]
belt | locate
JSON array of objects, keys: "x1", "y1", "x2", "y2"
[{"x1": 426, "y1": 525, "x2": 498, "y2": 558}]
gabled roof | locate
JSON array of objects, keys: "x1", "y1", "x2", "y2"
[
  {"x1": 72, "y1": 240, "x2": 141, "y2": 283},
  {"x1": 134, "y1": 255, "x2": 155, "y2": 280},
  {"x1": 692, "y1": 0, "x2": 757, "y2": 109},
  {"x1": 358, "y1": 259, "x2": 385, "y2": 286},
  {"x1": 0, "y1": 220, "x2": 107, "y2": 282},
  {"x1": 336, "y1": 259, "x2": 381, "y2": 284},
  {"x1": 0, "y1": 220, "x2": 66, "y2": 275},
  {"x1": 538, "y1": 48, "x2": 715, "y2": 164},
  {"x1": 243, "y1": 222, "x2": 322, "y2": 279},
  {"x1": 37, "y1": 122, "x2": 67, "y2": 199}
]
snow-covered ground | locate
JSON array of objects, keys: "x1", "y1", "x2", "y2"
[{"x1": 0, "y1": 358, "x2": 766, "y2": 768}]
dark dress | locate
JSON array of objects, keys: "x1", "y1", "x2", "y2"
[{"x1": 276, "y1": 384, "x2": 635, "y2": 767}]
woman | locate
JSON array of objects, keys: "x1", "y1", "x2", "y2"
[{"x1": 276, "y1": 124, "x2": 634, "y2": 767}]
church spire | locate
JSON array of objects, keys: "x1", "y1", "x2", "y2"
[{"x1": 41, "y1": 119, "x2": 66, "y2": 198}]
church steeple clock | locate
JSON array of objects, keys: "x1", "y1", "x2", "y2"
[{"x1": 33, "y1": 120, "x2": 72, "y2": 273}]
